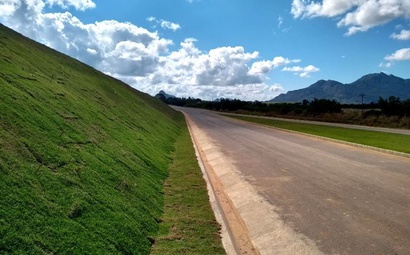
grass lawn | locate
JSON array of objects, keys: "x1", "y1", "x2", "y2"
[
  {"x1": 226, "y1": 115, "x2": 410, "y2": 154},
  {"x1": 0, "y1": 24, "x2": 224, "y2": 254},
  {"x1": 151, "y1": 117, "x2": 226, "y2": 255}
]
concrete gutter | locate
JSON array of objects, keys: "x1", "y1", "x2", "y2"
[{"x1": 184, "y1": 113, "x2": 260, "y2": 255}]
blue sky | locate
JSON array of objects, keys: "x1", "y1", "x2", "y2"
[{"x1": 1, "y1": 0, "x2": 410, "y2": 101}]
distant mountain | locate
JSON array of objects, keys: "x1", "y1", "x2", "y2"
[
  {"x1": 154, "y1": 90, "x2": 176, "y2": 100},
  {"x1": 270, "y1": 73, "x2": 410, "y2": 104}
]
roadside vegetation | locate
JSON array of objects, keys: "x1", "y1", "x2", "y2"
[
  {"x1": 151, "y1": 118, "x2": 225, "y2": 255},
  {"x1": 158, "y1": 96, "x2": 410, "y2": 129},
  {"x1": 0, "y1": 24, "x2": 223, "y2": 254},
  {"x1": 226, "y1": 115, "x2": 410, "y2": 154}
]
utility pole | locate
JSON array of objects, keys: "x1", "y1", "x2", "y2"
[{"x1": 359, "y1": 93, "x2": 365, "y2": 116}]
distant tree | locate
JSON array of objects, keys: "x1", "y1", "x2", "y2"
[
  {"x1": 402, "y1": 99, "x2": 410, "y2": 116},
  {"x1": 307, "y1": 98, "x2": 342, "y2": 115},
  {"x1": 378, "y1": 96, "x2": 402, "y2": 116}
]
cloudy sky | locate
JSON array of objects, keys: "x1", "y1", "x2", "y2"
[{"x1": 1, "y1": 0, "x2": 410, "y2": 101}]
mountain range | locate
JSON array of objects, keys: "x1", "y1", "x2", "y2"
[
  {"x1": 270, "y1": 73, "x2": 410, "y2": 104},
  {"x1": 155, "y1": 90, "x2": 176, "y2": 99}
]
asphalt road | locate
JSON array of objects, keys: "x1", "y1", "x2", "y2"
[{"x1": 177, "y1": 107, "x2": 410, "y2": 255}]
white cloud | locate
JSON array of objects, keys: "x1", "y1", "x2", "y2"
[
  {"x1": 0, "y1": 0, "x2": 309, "y2": 101},
  {"x1": 385, "y1": 48, "x2": 410, "y2": 61},
  {"x1": 248, "y1": 57, "x2": 300, "y2": 75},
  {"x1": 45, "y1": 0, "x2": 96, "y2": 10},
  {"x1": 160, "y1": 20, "x2": 181, "y2": 31},
  {"x1": 86, "y1": 48, "x2": 97, "y2": 54},
  {"x1": 1, "y1": 2, "x2": 172, "y2": 76},
  {"x1": 0, "y1": 0, "x2": 21, "y2": 15},
  {"x1": 379, "y1": 62, "x2": 393, "y2": 68},
  {"x1": 391, "y1": 29, "x2": 410, "y2": 40},
  {"x1": 282, "y1": 65, "x2": 320, "y2": 77},
  {"x1": 380, "y1": 48, "x2": 410, "y2": 67},
  {"x1": 147, "y1": 16, "x2": 181, "y2": 31},
  {"x1": 155, "y1": 39, "x2": 262, "y2": 86},
  {"x1": 128, "y1": 80, "x2": 284, "y2": 101},
  {"x1": 292, "y1": 0, "x2": 357, "y2": 18},
  {"x1": 272, "y1": 56, "x2": 301, "y2": 67},
  {"x1": 275, "y1": 15, "x2": 292, "y2": 33},
  {"x1": 292, "y1": 0, "x2": 410, "y2": 36},
  {"x1": 278, "y1": 16, "x2": 284, "y2": 28}
]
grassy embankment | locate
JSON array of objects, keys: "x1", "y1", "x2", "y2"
[
  {"x1": 151, "y1": 122, "x2": 226, "y2": 254},
  {"x1": 226, "y1": 115, "x2": 410, "y2": 154},
  {"x1": 0, "y1": 24, "x2": 223, "y2": 254}
]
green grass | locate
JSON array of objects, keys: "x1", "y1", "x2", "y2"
[
  {"x1": 150, "y1": 118, "x2": 225, "y2": 255},
  {"x1": 0, "y1": 24, "x2": 184, "y2": 254},
  {"x1": 226, "y1": 115, "x2": 410, "y2": 154}
]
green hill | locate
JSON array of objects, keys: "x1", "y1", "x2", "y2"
[{"x1": 0, "y1": 24, "x2": 185, "y2": 254}]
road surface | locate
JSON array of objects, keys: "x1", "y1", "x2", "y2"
[{"x1": 177, "y1": 107, "x2": 410, "y2": 255}]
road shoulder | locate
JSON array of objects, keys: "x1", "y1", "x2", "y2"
[{"x1": 184, "y1": 113, "x2": 324, "y2": 255}]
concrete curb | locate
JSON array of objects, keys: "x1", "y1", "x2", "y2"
[{"x1": 183, "y1": 113, "x2": 259, "y2": 255}]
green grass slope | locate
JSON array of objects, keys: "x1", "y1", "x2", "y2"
[
  {"x1": 151, "y1": 123, "x2": 226, "y2": 255},
  {"x1": 0, "y1": 24, "x2": 182, "y2": 254}
]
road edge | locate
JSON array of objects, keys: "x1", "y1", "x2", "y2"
[{"x1": 183, "y1": 112, "x2": 260, "y2": 255}]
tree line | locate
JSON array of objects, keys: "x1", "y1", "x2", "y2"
[{"x1": 157, "y1": 94, "x2": 410, "y2": 117}]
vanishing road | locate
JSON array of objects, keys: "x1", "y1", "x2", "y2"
[{"x1": 177, "y1": 107, "x2": 410, "y2": 255}]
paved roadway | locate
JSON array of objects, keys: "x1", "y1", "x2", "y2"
[{"x1": 178, "y1": 107, "x2": 410, "y2": 255}]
